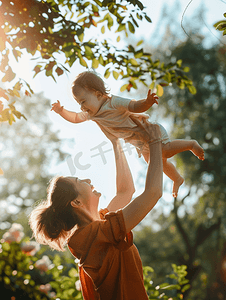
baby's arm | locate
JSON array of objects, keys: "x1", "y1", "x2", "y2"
[
  {"x1": 128, "y1": 90, "x2": 158, "y2": 113},
  {"x1": 51, "y1": 100, "x2": 88, "y2": 123}
]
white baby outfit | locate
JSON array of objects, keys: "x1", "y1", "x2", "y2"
[{"x1": 80, "y1": 95, "x2": 170, "y2": 157}]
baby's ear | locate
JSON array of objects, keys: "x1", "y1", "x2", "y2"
[{"x1": 95, "y1": 91, "x2": 102, "y2": 99}]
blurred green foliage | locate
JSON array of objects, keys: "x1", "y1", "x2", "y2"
[
  {"x1": 0, "y1": 230, "x2": 190, "y2": 300},
  {"x1": 133, "y1": 5, "x2": 226, "y2": 300},
  {"x1": 0, "y1": 238, "x2": 82, "y2": 299},
  {"x1": 0, "y1": 92, "x2": 69, "y2": 225}
]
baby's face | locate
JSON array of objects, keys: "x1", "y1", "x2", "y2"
[{"x1": 75, "y1": 88, "x2": 102, "y2": 116}]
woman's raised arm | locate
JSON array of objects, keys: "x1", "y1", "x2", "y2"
[
  {"x1": 97, "y1": 124, "x2": 135, "y2": 212},
  {"x1": 122, "y1": 124, "x2": 163, "y2": 233},
  {"x1": 107, "y1": 139, "x2": 135, "y2": 212}
]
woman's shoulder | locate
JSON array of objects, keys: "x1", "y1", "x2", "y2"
[{"x1": 67, "y1": 220, "x2": 103, "y2": 258}]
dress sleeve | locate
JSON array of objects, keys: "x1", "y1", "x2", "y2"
[
  {"x1": 111, "y1": 95, "x2": 133, "y2": 110},
  {"x1": 100, "y1": 209, "x2": 133, "y2": 251}
]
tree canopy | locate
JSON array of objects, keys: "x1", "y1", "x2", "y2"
[{"x1": 0, "y1": 0, "x2": 196, "y2": 125}]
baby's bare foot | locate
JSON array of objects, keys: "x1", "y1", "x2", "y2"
[
  {"x1": 172, "y1": 176, "x2": 184, "y2": 198},
  {"x1": 191, "y1": 141, "x2": 205, "y2": 160}
]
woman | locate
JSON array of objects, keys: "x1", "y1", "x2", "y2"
[{"x1": 29, "y1": 122, "x2": 163, "y2": 300}]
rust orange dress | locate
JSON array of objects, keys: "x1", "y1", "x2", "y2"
[{"x1": 68, "y1": 209, "x2": 149, "y2": 300}]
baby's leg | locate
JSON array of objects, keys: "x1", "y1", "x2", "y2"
[
  {"x1": 163, "y1": 158, "x2": 184, "y2": 198},
  {"x1": 162, "y1": 140, "x2": 205, "y2": 160},
  {"x1": 142, "y1": 148, "x2": 184, "y2": 197}
]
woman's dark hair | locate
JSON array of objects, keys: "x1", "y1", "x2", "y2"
[
  {"x1": 29, "y1": 176, "x2": 80, "y2": 251},
  {"x1": 72, "y1": 71, "x2": 110, "y2": 99}
]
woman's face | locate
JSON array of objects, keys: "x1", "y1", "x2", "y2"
[{"x1": 67, "y1": 177, "x2": 101, "y2": 209}]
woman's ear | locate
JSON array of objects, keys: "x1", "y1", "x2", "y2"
[{"x1": 71, "y1": 199, "x2": 81, "y2": 208}]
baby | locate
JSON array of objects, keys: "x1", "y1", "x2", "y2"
[{"x1": 51, "y1": 71, "x2": 204, "y2": 197}]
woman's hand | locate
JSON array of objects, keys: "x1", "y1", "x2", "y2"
[
  {"x1": 51, "y1": 100, "x2": 64, "y2": 114},
  {"x1": 145, "y1": 123, "x2": 162, "y2": 144},
  {"x1": 126, "y1": 116, "x2": 161, "y2": 144}
]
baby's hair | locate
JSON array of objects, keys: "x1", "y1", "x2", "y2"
[
  {"x1": 29, "y1": 176, "x2": 80, "y2": 251},
  {"x1": 72, "y1": 71, "x2": 110, "y2": 98}
]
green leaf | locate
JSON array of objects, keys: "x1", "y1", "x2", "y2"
[
  {"x1": 68, "y1": 55, "x2": 76, "y2": 67},
  {"x1": 107, "y1": 14, "x2": 113, "y2": 30},
  {"x1": 183, "y1": 66, "x2": 190, "y2": 72},
  {"x1": 4, "y1": 276, "x2": 10, "y2": 285},
  {"x1": 92, "y1": 58, "x2": 99, "y2": 69},
  {"x1": 98, "y1": 54, "x2": 104, "y2": 66},
  {"x1": 113, "y1": 70, "x2": 119, "y2": 80},
  {"x1": 136, "y1": 40, "x2": 143, "y2": 46},
  {"x1": 177, "y1": 59, "x2": 183, "y2": 68},
  {"x1": 136, "y1": 13, "x2": 142, "y2": 20},
  {"x1": 188, "y1": 85, "x2": 197, "y2": 94},
  {"x1": 156, "y1": 84, "x2": 164, "y2": 97},
  {"x1": 163, "y1": 72, "x2": 171, "y2": 83},
  {"x1": 130, "y1": 80, "x2": 137, "y2": 89},
  {"x1": 134, "y1": 49, "x2": 143, "y2": 58},
  {"x1": 84, "y1": 45, "x2": 93, "y2": 58},
  {"x1": 130, "y1": 58, "x2": 139, "y2": 66},
  {"x1": 167, "y1": 274, "x2": 177, "y2": 280},
  {"x1": 104, "y1": 68, "x2": 110, "y2": 79},
  {"x1": 145, "y1": 15, "x2": 152, "y2": 23},
  {"x1": 149, "y1": 81, "x2": 155, "y2": 90},
  {"x1": 116, "y1": 36, "x2": 121, "y2": 42},
  {"x1": 2, "y1": 242, "x2": 10, "y2": 251},
  {"x1": 48, "y1": 26, "x2": 53, "y2": 34},
  {"x1": 117, "y1": 23, "x2": 126, "y2": 32},
  {"x1": 181, "y1": 284, "x2": 191, "y2": 292},
  {"x1": 128, "y1": 21, "x2": 135, "y2": 33},
  {"x1": 120, "y1": 83, "x2": 129, "y2": 92},
  {"x1": 153, "y1": 59, "x2": 160, "y2": 68},
  {"x1": 159, "y1": 283, "x2": 171, "y2": 289},
  {"x1": 101, "y1": 25, "x2": 105, "y2": 34},
  {"x1": 143, "y1": 265, "x2": 154, "y2": 275},
  {"x1": 79, "y1": 57, "x2": 88, "y2": 67},
  {"x1": 78, "y1": 32, "x2": 84, "y2": 42},
  {"x1": 161, "y1": 284, "x2": 181, "y2": 290},
  {"x1": 92, "y1": 4, "x2": 99, "y2": 13},
  {"x1": 214, "y1": 20, "x2": 226, "y2": 30},
  {"x1": 68, "y1": 268, "x2": 78, "y2": 278}
]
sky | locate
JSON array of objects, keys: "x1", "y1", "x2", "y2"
[{"x1": 4, "y1": 0, "x2": 226, "y2": 217}]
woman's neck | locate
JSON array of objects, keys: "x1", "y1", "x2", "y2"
[{"x1": 77, "y1": 207, "x2": 100, "y2": 228}]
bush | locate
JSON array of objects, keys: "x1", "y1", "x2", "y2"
[{"x1": 0, "y1": 223, "x2": 189, "y2": 299}]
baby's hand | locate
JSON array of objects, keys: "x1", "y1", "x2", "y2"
[
  {"x1": 145, "y1": 89, "x2": 158, "y2": 107},
  {"x1": 51, "y1": 100, "x2": 64, "y2": 114}
]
